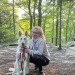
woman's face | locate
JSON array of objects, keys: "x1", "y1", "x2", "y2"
[{"x1": 31, "y1": 28, "x2": 40, "y2": 39}]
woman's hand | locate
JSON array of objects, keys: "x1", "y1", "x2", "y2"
[{"x1": 25, "y1": 48, "x2": 29, "y2": 53}]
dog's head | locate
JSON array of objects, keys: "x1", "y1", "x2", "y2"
[{"x1": 18, "y1": 31, "x2": 28, "y2": 48}]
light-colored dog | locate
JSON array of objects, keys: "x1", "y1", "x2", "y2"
[{"x1": 13, "y1": 31, "x2": 29, "y2": 75}]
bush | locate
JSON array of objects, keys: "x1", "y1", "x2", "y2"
[{"x1": 0, "y1": 27, "x2": 17, "y2": 46}]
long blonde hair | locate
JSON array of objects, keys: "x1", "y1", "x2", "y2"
[{"x1": 32, "y1": 26, "x2": 46, "y2": 41}]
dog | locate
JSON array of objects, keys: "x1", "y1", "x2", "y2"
[{"x1": 13, "y1": 31, "x2": 29, "y2": 75}]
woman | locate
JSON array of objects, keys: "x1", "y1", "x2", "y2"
[{"x1": 27, "y1": 26, "x2": 50, "y2": 75}]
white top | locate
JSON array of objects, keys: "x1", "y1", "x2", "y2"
[{"x1": 27, "y1": 37, "x2": 50, "y2": 60}]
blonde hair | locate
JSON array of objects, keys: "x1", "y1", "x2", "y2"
[{"x1": 32, "y1": 26, "x2": 46, "y2": 41}]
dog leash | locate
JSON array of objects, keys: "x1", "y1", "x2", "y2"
[{"x1": 19, "y1": 47, "x2": 27, "y2": 71}]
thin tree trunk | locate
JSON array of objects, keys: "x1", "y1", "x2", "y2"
[
  {"x1": 38, "y1": 0, "x2": 42, "y2": 27},
  {"x1": 0, "y1": 14, "x2": 2, "y2": 27},
  {"x1": 66, "y1": 0, "x2": 71, "y2": 42},
  {"x1": 13, "y1": 0, "x2": 15, "y2": 34},
  {"x1": 52, "y1": 0, "x2": 55, "y2": 43},
  {"x1": 66, "y1": 10, "x2": 70, "y2": 42},
  {"x1": 33, "y1": 0, "x2": 37, "y2": 26},
  {"x1": 43, "y1": 18, "x2": 46, "y2": 33},
  {"x1": 56, "y1": 19, "x2": 58, "y2": 46},
  {"x1": 55, "y1": 0, "x2": 59, "y2": 46},
  {"x1": 73, "y1": 22, "x2": 75, "y2": 37},
  {"x1": 73, "y1": 8, "x2": 75, "y2": 37},
  {"x1": 9, "y1": 19, "x2": 11, "y2": 29},
  {"x1": 0, "y1": 1, "x2": 2, "y2": 27},
  {"x1": 28, "y1": 0, "x2": 32, "y2": 31},
  {"x1": 59, "y1": 0, "x2": 62, "y2": 50}
]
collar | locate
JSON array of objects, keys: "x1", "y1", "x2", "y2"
[{"x1": 32, "y1": 37, "x2": 39, "y2": 43}]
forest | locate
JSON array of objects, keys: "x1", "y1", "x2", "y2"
[{"x1": 0, "y1": 0, "x2": 75, "y2": 48}]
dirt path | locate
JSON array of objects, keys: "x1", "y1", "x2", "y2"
[{"x1": 0, "y1": 44, "x2": 75, "y2": 75}]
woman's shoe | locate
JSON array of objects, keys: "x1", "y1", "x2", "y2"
[
  {"x1": 34, "y1": 65, "x2": 39, "y2": 72},
  {"x1": 37, "y1": 70, "x2": 43, "y2": 75}
]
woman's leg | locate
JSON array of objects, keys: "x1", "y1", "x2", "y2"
[
  {"x1": 30, "y1": 55, "x2": 42, "y2": 71},
  {"x1": 30, "y1": 54, "x2": 49, "y2": 71},
  {"x1": 40, "y1": 55, "x2": 49, "y2": 66}
]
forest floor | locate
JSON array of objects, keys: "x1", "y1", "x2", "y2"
[{"x1": 0, "y1": 42, "x2": 75, "y2": 75}]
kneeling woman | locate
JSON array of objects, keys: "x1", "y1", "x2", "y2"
[{"x1": 27, "y1": 26, "x2": 50, "y2": 75}]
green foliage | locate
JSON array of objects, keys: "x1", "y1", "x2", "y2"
[
  {"x1": 17, "y1": 19, "x2": 30, "y2": 33},
  {"x1": 0, "y1": 0, "x2": 18, "y2": 46},
  {"x1": 15, "y1": 0, "x2": 75, "y2": 45},
  {"x1": 0, "y1": 0, "x2": 75, "y2": 46},
  {"x1": 0, "y1": 27, "x2": 17, "y2": 45}
]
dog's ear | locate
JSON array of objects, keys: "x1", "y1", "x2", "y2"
[
  {"x1": 19, "y1": 31, "x2": 22, "y2": 36},
  {"x1": 25, "y1": 31, "x2": 28, "y2": 36}
]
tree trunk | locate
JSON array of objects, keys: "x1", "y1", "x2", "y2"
[
  {"x1": 55, "y1": 0, "x2": 59, "y2": 46},
  {"x1": 52, "y1": 0, "x2": 55, "y2": 44},
  {"x1": 0, "y1": 1, "x2": 2, "y2": 27},
  {"x1": 38, "y1": 0, "x2": 42, "y2": 27},
  {"x1": 43, "y1": 18, "x2": 46, "y2": 33},
  {"x1": 13, "y1": 0, "x2": 15, "y2": 34},
  {"x1": 33, "y1": 0, "x2": 37, "y2": 26},
  {"x1": 0, "y1": 9, "x2": 1, "y2": 27},
  {"x1": 56, "y1": 19, "x2": 58, "y2": 46},
  {"x1": 65, "y1": 0, "x2": 71, "y2": 42},
  {"x1": 52, "y1": 2, "x2": 54, "y2": 43},
  {"x1": 73, "y1": 22, "x2": 75, "y2": 37},
  {"x1": 59, "y1": 0, "x2": 62, "y2": 50},
  {"x1": 28, "y1": 0, "x2": 32, "y2": 31}
]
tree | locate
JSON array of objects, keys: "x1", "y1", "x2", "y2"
[
  {"x1": 52, "y1": 0, "x2": 55, "y2": 43},
  {"x1": 13, "y1": 0, "x2": 15, "y2": 34},
  {"x1": 59, "y1": 0, "x2": 62, "y2": 50},
  {"x1": 55, "y1": 0, "x2": 59, "y2": 46},
  {"x1": 65, "y1": 0, "x2": 72, "y2": 42},
  {"x1": 0, "y1": 0, "x2": 17, "y2": 44},
  {"x1": 38, "y1": 0, "x2": 42, "y2": 27},
  {"x1": 28, "y1": 0, "x2": 33, "y2": 31},
  {"x1": 33, "y1": 0, "x2": 37, "y2": 26}
]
